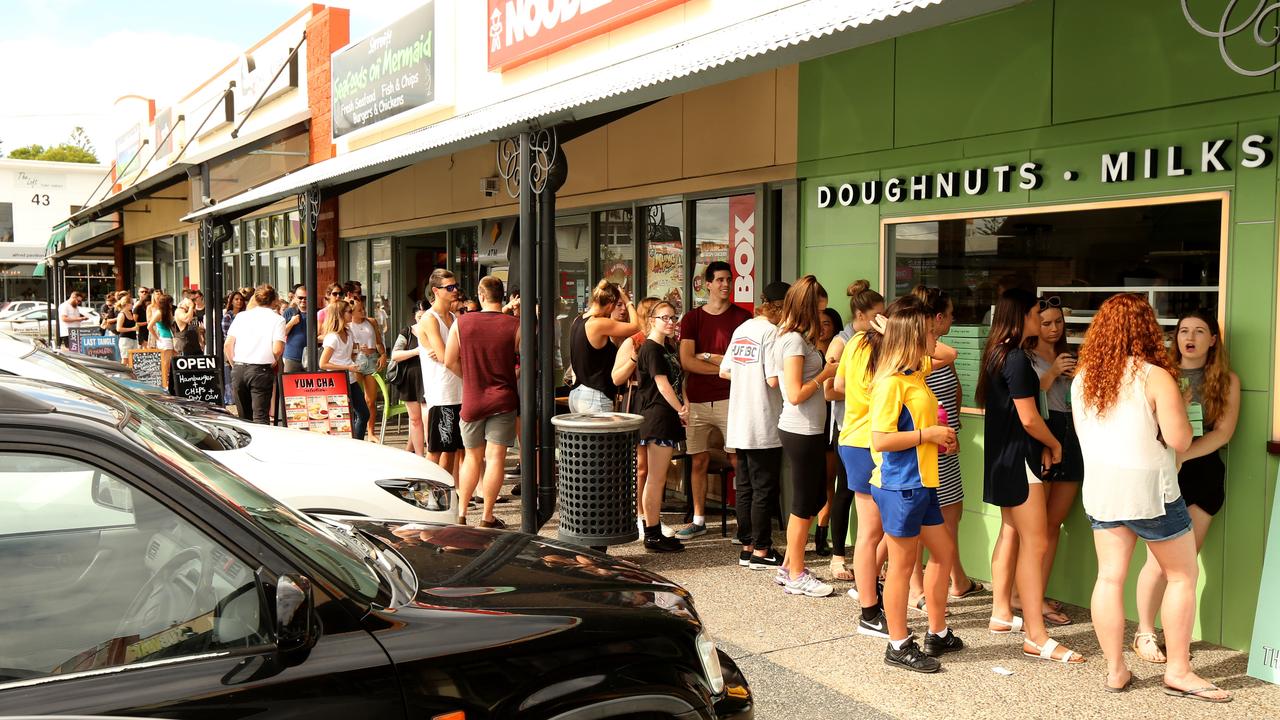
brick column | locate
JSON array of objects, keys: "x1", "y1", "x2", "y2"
[{"x1": 306, "y1": 5, "x2": 349, "y2": 164}]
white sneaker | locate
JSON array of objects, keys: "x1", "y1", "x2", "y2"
[
  {"x1": 783, "y1": 569, "x2": 834, "y2": 598},
  {"x1": 661, "y1": 524, "x2": 676, "y2": 538},
  {"x1": 847, "y1": 587, "x2": 859, "y2": 602}
]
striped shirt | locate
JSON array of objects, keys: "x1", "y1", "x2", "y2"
[{"x1": 926, "y1": 363, "x2": 964, "y2": 505}]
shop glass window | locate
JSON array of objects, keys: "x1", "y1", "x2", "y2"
[
  {"x1": 243, "y1": 220, "x2": 257, "y2": 252},
  {"x1": 272, "y1": 214, "x2": 286, "y2": 249},
  {"x1": 595, "y1": 208, "x2": 635, "y2": 294},
  {"x1": 371, "y1": 238, "x2": 392, "y2": 336},
  {"x1": 132, "y1": 243, "x2": 154, "y2": 291},
  {"x1": 641, "y1": 202, "x2": 685, "y2": 315},
  {"x1": 287, "y1": 211, "x2": 301, "y2": 246},
  {"x1": 0, "y1": 202, "x2": 13, "y2": 243},
  {"x1": 257, "y1": 252, "x2": 270, "y2": 288},
  {"x1": 886, "y1": 198, "x2": 1223, "y2": 343},
  {"x1": 155, "y1": 237, "x2": 176, "y2": 293},
  {"x1": 221, "y1": 256, "x2": 239, "y2": 298},
  {"x1": 230, "y1": 222, "x2": 241, "y2": 253},
  {"x1": 347, "y1": 239, "x2": 369, "y2": 295},
  {"x1": 693, "y1": 195, "x2": 753, "y2": 308}
]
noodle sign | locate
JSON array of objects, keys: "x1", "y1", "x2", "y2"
[
  {"x1": 282, "y1": 371, "x2": 353, "y2": 437},
  {"x1": 170, "y1": 355, "x2": 222, "y2": 404}
]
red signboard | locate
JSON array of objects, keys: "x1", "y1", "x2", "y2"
[
  {"x1": 729, "y1": 194, "x2": 756, "y2": 313},
  {"x1": 487, "y1": 0, "x2": 686, "y2": 71},
  {"x1": 282, "y1": 371, "x2": 352, "y2": 437}
]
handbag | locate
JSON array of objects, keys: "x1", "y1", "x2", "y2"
[{"x1": 385, "y1": 327, "x2": 414, "y2": 386}]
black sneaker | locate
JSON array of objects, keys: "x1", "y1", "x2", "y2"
[
  {"x1": 857, "y1": 608, "x2": 891, "y2": 639},
  {"x1": 738, "y1": 550, "x2": 752, "y2": 567},
  {"x1": 644, "y1": 535, "x2": 685, "y2": 553},
  {"x1": 885, "y1": 638, "x2": 941, "y2": 673},
  {"x1": 922, "y1": 630, "x2": 965, "y2": 657},
  {"x1": 748, "y1": 549, "x2": 783, "y2": 569}
]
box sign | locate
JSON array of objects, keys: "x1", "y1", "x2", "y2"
[
  {"x1": 487, "y1": 0, "x2": 685, "y2": 71},
  {"x1": 332, "y1": 1, "x2": 442, "y2": 139},
  {"x1": 815, "y1": 135, "x2": 1275, "y2": 209},
  {"x1": 729, "y1": 194, "x2": 756, "y2": 312}
]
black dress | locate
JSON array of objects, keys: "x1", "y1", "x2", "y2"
[{"x1": 982, "y1": 347, "x2": 1042, "y2": 507}]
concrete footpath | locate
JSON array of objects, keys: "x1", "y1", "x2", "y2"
[{"x1": 476, "y1": 484, "x2": 1280, "y2": 720}]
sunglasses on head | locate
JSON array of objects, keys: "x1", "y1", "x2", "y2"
[
  {"x1": 1038, "y1": 296, "x2": 1062, "y2": 311},
  {"x1": 436, "y1": 283, "x2": 459, "y2": 292}
]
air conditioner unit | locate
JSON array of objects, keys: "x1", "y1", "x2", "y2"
[{"x1": 483, "y1": 177, "x2": 500, "y2": 197}]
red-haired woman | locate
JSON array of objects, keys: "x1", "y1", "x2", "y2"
[
  {"x1": 1131, "y1": 310, "x2": 1239, "y2": 669},
  {"x1": 1072, "y1": 295, "x2": 1228, "y2": 701}
]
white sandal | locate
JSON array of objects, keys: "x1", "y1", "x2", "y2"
[
  {"x1": 1023, "y1": 637, "x2": 1083, "y2": 664},
  {"x1": 989, "y1": 615, "x2": 1023, "y2": 634}
]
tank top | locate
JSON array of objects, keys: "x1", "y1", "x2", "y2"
[
  {"x1": 457, "y1": 311, "x2": 519, "y2": 422},
  {"x1": 155, "y1": 320, "x2": 174, "y2": 339},
  {"x1": 569, "y1": 315, "x2": 619, "y2": 396},
  {"x1": 419, "y1": 309, "x2": 462, "y2": 407},
  {"x1": 175, "y1": 320, "x2": 202, "y2": 356},
  {"x1": 117, "y1": 310, "x2": 137, "y2": 340},
  {"x1": 1071, "y1": 360, "x2": 1180, "y2": 521}
]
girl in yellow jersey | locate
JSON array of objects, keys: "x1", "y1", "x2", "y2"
[{"x1": 869, "y1": 304, "x2": 960, "y2": 672}]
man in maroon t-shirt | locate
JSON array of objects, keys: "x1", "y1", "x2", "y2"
[
  {"x1": 445, "y1": 275, "x2": 520, "y2": 529},
  {"x1": 676, "y1": 261, "x2": 752, "y2": 539}
]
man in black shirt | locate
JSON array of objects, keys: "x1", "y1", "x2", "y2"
[{"x1": 133, "y1": 287, "x2": 152, "y2": 347}]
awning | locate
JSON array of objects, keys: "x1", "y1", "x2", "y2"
[
  {"x1": 68, "y1": 162, "x2": 192, "y2": 226},
  {"x1": 33, "y1": 223, "x2": 69, "y2": 278},
  {"x1": 52, "y1": 215, "x2": 123, "y2": 260},
  {"x1": 184, "y1": 0, "x2": 1023, "y2": 223}
]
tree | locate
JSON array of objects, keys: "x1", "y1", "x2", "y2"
[{"x1": 4, "y1": 134, "x2": 98, "y2": 164}]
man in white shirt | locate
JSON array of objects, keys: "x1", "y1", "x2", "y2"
[
  {"x1": 718, "y1": 281, "x2": 789, "y2": 570},
  {"x1": 224, "y1": 284, "x2": 287, "y2": 424},
  {"x1": 57, "y1": 291, "x2": 86, "y2": 349}
]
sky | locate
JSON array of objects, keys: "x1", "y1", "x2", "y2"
[{"x1": 0, "y1": 0, "x2": 424, "y2": 161}]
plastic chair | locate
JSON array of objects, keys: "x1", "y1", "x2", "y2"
[{"x1": 374, "y1": 373, "x2": 409, "y2": 444}]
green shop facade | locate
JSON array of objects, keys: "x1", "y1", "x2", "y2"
[{"x1": 795, "y1": 0, "x2": 1279, "y2": 654}]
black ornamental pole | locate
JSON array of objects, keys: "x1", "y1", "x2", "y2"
[
  {"x1": 537, "y1": 143, "x2": 566, "y2": 527},
  {"x1": 518, "y1": 131, "x2": 538, "y2": 534},
  {"x1": 301, "y1": 188, "x2": 320, "y2": 371}
]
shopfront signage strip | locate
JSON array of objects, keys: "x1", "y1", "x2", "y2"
[
  {"x1": 487, "y1": 0, "x2": 686, "y2": 71},
  {"x1": 815, "y1": 135, "x2": 1274, "y2": 209},
  {"x1": 730, "y1": 195, "x2": 755, "y2": 312},
  {"x1": 332, "y1": 2, "x2": 441, "y2": 140}
]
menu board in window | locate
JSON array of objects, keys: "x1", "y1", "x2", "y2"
[{"x1": 282, "y1": 372, "x2": 352, "y2": 437}]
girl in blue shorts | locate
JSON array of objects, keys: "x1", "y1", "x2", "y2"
[{"x1": 868, "y1": 304, "x2": 961, "y2": 673}]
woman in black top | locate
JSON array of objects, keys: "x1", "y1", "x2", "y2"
[
  {"x1": 568, "y1": 279, "x2": 639, "y2": 413},
  {"x1": 636, "y1": 300, "x2": 687, "y2": 553},
  {"x1": 390, "y1": 300, "x2": 429, "y2": 456},
  {"x1": 977, "y1": 288, "x2": 1080, "y2": 664}
]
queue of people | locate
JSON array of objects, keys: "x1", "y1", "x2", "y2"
[{"x1": 556, "y1": 264, "x2": 1235, "y2": 700}]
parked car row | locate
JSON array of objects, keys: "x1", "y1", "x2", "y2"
[
  {"x1": 0, "y1": 331, "x2": 752, "y2": 719},
  {"x1": 0, "y1": 305, "x2": 100, "y2": 340}
]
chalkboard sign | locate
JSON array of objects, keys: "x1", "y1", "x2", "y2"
[
  {"x1": 127, "y1": 348, "x2": 165, "y2": 389},
  {"x1": 282, "y1": 371, "x2": 352, "y2": 436},
  {"x1": 170, "y1": 355, "x2": 223, "y2": 404},
  {"x1": 68, "y1": 327, "x2": 102, "y2": 354},
  {"x1": 79, "y1": 334, "x2": 120, "y2": 361}
]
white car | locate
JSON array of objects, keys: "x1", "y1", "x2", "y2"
[
  {"x1": 0, "y1": 299, "x2": 51, "y2": 319},
  {"x1": 0, "y1": 331, "x2": 456, "y2": 523},
  {"x1": 0, "y1": 305, "x2": 100, "y2": 339}
]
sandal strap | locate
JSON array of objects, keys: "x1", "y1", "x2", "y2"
[
  {"x1": 991, "y1": 615, "x2": 1024, "y2": 631},
  {"x1": 1134, "y1": 632, "x2": 1159, "y2": 642},
  {"x1": 1038, "y1": 638, "x2": 1060, "y2": 659}
]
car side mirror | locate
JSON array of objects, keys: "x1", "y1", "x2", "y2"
[
  {"x1": 275, "y1": 573, "x2": 315, "y2": 652},
  {"x1": 91, "y1": 473, "x2": 134, "y2": 513}
]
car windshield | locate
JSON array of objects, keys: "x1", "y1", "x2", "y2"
[
  {"x1": 19, "y1": 343, "x2": 224, "y2": 451},
  {"x1": 127, "y1": 416, "x2": 387, "y2": 605}
]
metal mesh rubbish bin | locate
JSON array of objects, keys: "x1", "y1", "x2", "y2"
[{"x1": 551, "y1": 412, "x2": 643, "y2": 546}]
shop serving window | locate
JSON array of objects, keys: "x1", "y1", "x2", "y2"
[
  {"x1": 642, "y1": 202, "x2": 686, "y2": 314},
  {"x1": 886, "y1": 196, "x2": 1224, "y2": 406}
]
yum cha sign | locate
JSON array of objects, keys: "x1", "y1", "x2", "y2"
[{"x1": 815, "y1": 135, "x2": 1274, "y2": 208}]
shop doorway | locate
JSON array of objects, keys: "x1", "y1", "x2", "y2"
[{"x1": 396, "y1": 233, "x2": 448, "y2": 331}]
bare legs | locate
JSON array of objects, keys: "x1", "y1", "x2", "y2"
[
  {"x1": 404, "y1": 401, "x2": 424, "y2": 456},
  {"x1": 643, "y1": 444, "x2": 675, "y2": 529},
  {"x1": 885, "y1": 524, "x2": 955, "y2": 641},
  {"x1": 1135, "y1": 504, "x2": 1214, "y2": 662},
  {"x1": 941, "y1": 502, "x2": 973, "y2": 593},
  {"x1": 853, "y1": 492, "x2": 884, "y2": 607},
  {"x1": 458, "y1": 446, "x2": 484, "y2": 524},
  {"x1": 1041, "y1": 481, "x2": 1079, "y2": 619},
  {"x1": 359, "y1": 373, "x2": 378, "y2": 439},
  {"x1": 690, "y1": 451, "x2": 709, "y2": 519},
  {"x1": 635, "y1": 442, "x2": 649, "y2": 524}
]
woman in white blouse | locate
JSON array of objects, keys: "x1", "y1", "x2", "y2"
[{"x1": 1071, "y1": 293, "x2": 1229, "y2": 702}]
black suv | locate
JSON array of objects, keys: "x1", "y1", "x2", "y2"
[{"x1": 0, "y1": 378, "x2": 751, "y2": 719}]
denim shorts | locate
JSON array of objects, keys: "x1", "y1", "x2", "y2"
[
  {"x1": 838, "y1": 445, "x2": 875, "y2": 494},
  {"x1": 870, "y1": 485, "x2": 943, "y2": 539},
  {"x1": 568, "y1": 385, "x2": 613, "y2": 414},
  {"x1": 1088, "y1": 497, "x2": 1193, "y2": 542},
  {"x1": 640, "y1": 437, "x2": 678, "y2": 448}
]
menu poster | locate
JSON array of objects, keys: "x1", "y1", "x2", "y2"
[
  {"x1": 68, "y1": 327, "x2": 102, "y2": 354},
  {"x1": 127, "y1": 348, "x2": 165, "y2": 389},
  {"x1": 79, "y1": 334, "x2": 120, "y2": 362},
  {"x1": 170, "y1": 355, "x2": 222, "y2": 404},
  {"x1": 282, "y1": 372, "x2": 352, "y2": 437}
]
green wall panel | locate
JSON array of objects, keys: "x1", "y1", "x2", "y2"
[
  {"x1": 796, "y1": 40, "x2": 894, "y2": 163},
  {"x1": 894, "y1": 0, "x2": 1052, "y2": 147},
  {"x1": 1053, "y1": 0, "x2": 1277, "y2": 124},
  {"x1": 876, "y1": 151, "x2": 1033, "y2": 218},
  {"x1": 1234, "y1": 120, "x2": 1280, "y2": 223},
  {"x1": 800, "y1": 174, "x2": 881, "y2": 246},
  {"x1": 1226, "y1": 222, "x2": 1277, "y2": 392},
  {"x1": 1221, "y1": 392, "x2": 1274, "y2": 649},
  {"x1": 800, "y1": 243, "x2": 877, "y2": 298}
]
